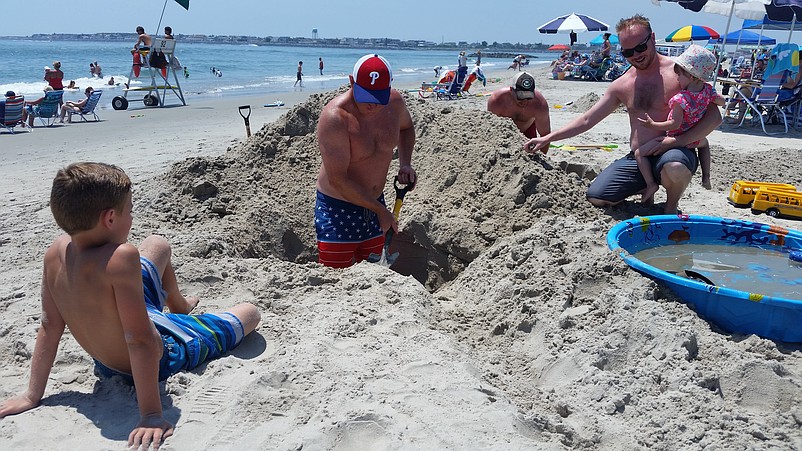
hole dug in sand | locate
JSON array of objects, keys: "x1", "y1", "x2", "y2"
[{"x1": 136, "y1": 90, "x2": 604, "y2": 291}]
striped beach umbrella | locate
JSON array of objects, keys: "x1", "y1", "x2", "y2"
[
  {"x1": 665, "y1": 24, "x2": 721, "y2": 41},
  {"x1": 538, "y1": 13, "x2": 609, "y2": 34}
]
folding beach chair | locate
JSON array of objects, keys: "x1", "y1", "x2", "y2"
[
  {"x1": 737, "y1": 71, "x2": 789, "y2": 135},
  {"x1": 67, "y1": 90, "x2": 102, "y2": 122},
  {"x1": 1, "y1": 96, "x2": 26, "y2": 134},
  {"x1": 26, "y1": 90, "x2": 63, "y2": 128},
  {"x1": 580, "y1": 58, "x2": 614, "y2": 81}
]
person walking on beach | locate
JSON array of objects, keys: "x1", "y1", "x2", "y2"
[
  {"x1": 294, "y1": 61, "x2": 304, "y2": 87},
  {"x1": 487, "y1": 72, "x2": 551, "y2": 141},
  {"x1": 319, "y1": 57, "x2": 324, "y2": 75},
  {"x1": 636, "y1": 45, "x2": 725, "y2": 195},
  {"x1": 0, "y1": 162, "x2": 260, "y2": 450},
  {"x1": 315, "y1": 54, "x2": 417, "y2": 268},
  {"x1": 523, "y1": 14, "x2": 722, "y2": 214},
  {"x1": 601, "y1": 33, "x2": 613, "y2": 59}
]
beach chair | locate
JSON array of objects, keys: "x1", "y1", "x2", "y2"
[
  {"x1": 737, "y1": 71, "x2": 789, "y2": 135},
  {"x1": 25, "y1": 90, "x2": 63, "y2": 128},
  {"x1": 580, "y1": 58, "x2": 614, "y2": 81},
  {"x1": 442, "y1": 66, "x2": 468, "y2": 99},
  {"x1": 1, "y1": 96, "x2": 26, "y2": 134},
  {"x1": 67, "y1": 90, "x2": 102, "y2": 122}
]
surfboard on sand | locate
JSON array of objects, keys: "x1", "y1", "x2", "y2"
[{"x1": 264, "y1": 101, "x2": 285, "y2": 107}]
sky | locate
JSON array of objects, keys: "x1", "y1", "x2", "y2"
[{"x1": 3, "y1": 0, "x2": 799, "y2": 45}]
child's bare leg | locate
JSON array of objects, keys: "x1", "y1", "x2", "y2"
[
  {"x1": 697, "y1": 138, "x2": 712, "y2": 189},
  {"x1": 138, "y1": 235, "x2": 198, "y2": 314},
  {"x1": 635, "y1": 149, "x2": 659, "y2": 205},
  {"x1": 226, "y1": 303, "x2": 261, "y2": 336}
]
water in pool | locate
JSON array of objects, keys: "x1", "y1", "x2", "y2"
[{"x1": 634, "y1": 244, "x2": 802, "y2": 300}]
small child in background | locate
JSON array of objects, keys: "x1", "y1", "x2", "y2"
[{"x1": 637, "y1": 45, "x2": 725, "y2": 201}]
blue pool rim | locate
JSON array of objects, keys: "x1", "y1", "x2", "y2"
[{"x1": 607, "y1": 215, "x2": 802, "y2": 342}]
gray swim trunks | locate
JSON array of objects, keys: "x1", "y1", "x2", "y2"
[{"x1": 586, "y1": 147, "x2": 698, "y2": 203}]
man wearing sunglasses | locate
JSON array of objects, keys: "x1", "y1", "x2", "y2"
[{"x1": 524, "y1": 14, "x2": 722, "y2": 214}]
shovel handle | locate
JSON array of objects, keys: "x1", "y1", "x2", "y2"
[
  {"x1": 238, "y1": 105, "x2": 251, "y2": 137},
  {"x1": 392, "y1": 176, "x2": 414, "y2": 220},
  {"x1": 394, "y1": 176, "x2": 415, "y2": 199},
  {"x1": 238, "y1": 105, "x2": 251, "y2": 121}
]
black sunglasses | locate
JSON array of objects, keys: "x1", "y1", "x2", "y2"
[{"x1": 621, "y1": 34, "x2": 651, "y2": 58}]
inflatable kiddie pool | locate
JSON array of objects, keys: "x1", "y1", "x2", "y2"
[{"x1": 607, "y1": 215, "x2": 802, "y2": 342}]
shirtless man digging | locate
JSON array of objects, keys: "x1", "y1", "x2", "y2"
[{"x1": 315, "y1": 54, "x2": 417, "y2": 268}]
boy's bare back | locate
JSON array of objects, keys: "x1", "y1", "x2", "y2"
[{"x1": 43, "y1": 234, "x2": 160, "y2": 375}]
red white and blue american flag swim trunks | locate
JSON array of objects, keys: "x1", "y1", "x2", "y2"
[{"x1": 315, "y1": 190, "x2": 385, "y2": 268}]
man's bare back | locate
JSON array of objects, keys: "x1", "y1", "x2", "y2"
[
  {"x1": 487, "y1": 80, "x2": 550, "y2": 139},
  {"x1": 134, "y1": 26, "x2": 152, "y2": 51}
]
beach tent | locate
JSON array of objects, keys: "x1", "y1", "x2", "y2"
[
  {"x1": 709, "y1": 28, "x2": 776, "y2": 44},
  {"x1": 743, "y1": 13, "x2": 802, "y2": 43},
  {"x1": 743, "y1": 15, "x2": 802, "y2": 30}
]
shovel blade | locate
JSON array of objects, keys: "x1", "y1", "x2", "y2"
[
  {"x1": 367, "y1": 251, "x2": 382, "y2": 263},
  {"x1": 366, "y1": 250, "x2": 399, "y2": 267}
]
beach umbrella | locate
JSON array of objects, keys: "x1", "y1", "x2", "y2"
[
  {"x1": 665, "y1": 24, "x2": 721, "y2": 40},
  {"x1": 651, "y1": 1, "x2": 772, "y2": 82},
  {"x1": 589, "y1": 33, "x2": 620, "y2": 45},
  {"x1": 538, "y1": 13, "x2": 609, "y2": 34},
  {"x1": 548, "y1": 44, "x2": 571, "y2": 51}
]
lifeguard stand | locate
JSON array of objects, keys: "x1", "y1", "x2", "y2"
[{"x1": 112, "y1": 38, "x2": 186, "y2": 110}]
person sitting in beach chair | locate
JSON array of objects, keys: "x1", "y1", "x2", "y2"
[
  {"x1": 23, "y1": 87, "x2": 63, "y2": 128},
  {"x1": 60, "y1": 87, "x2": 101, "y2": 123},
  {"x1": 1, "y1": 91, "x2": 26, "y2": 134}
]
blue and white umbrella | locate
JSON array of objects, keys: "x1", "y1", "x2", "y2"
[{"x1": 538, "y1": 13, "x2": 610, "y2": 34}]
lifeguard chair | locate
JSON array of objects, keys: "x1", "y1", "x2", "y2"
[{"x1": 112, "y1": 38, "x2": 186, "y2": 110}]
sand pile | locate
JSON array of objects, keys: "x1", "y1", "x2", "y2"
[
  {"x1": 3, "y1": 87, "x2": 802, "y2": 449},
  {"x1": 136, "y1": 89, "x2": 600, "y2": 290},
  {"x1": 124, "y1": 91, "x2": 802, "y2": 448}
]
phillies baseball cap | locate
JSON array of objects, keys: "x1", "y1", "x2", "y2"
[{"x1": 352, "y1": 54, "x2": 393, "y2": 105}]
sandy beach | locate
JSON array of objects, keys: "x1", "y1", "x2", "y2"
[{"x1": 2, "y1": 65, "x2": 802, "y2": 450}]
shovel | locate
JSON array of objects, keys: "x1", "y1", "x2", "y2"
[
  {"x1": 549, "y1": 143, "x2": 618, "y2": 151},
  {"x1": 367, "y1": 176, "x2": 415, "y2": 267},
  {"x1": 238, "y1": 105, "x2": 251, "y2": 137}
]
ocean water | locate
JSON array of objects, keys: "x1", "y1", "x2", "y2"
[{"x1": 0, "y1": 39, "x2": 552, "y2": 108}]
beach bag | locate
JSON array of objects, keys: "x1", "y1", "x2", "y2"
[{"x1": 149, "y1": 50, "x2": 167, "y2": 69}]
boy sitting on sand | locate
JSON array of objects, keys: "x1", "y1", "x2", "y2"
[
  {"x1": 637, "y1": 45, "x2": 725, "y2": 199},
  {"x1": 0, "y1": 162, "x2": 260, "y2": 449}
]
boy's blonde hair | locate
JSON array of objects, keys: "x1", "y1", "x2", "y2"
[{"x1": 50, "y1": 162, "x2": 131, "y2": 234}]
